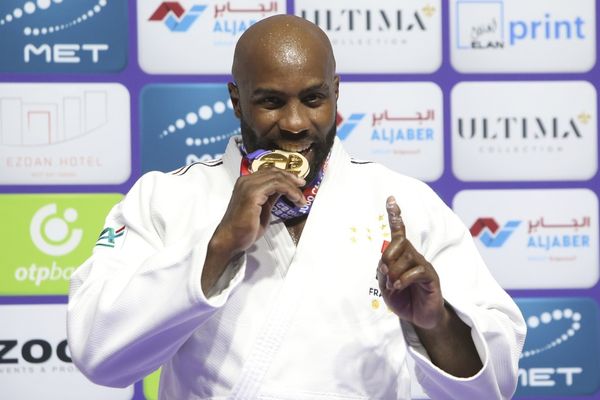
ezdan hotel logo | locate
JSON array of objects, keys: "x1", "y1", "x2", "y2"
[
  {"x1": 0, "y1": 0, "x2": 127, "y2": 72},
  {"x1": 149, "y1": 2, "x2": 207, "y2": 32},
  {"x1": 0, "y1": 83, "x2": 131, "y2": 185},
  {"x1": 470, "y1": 218, "x2": 520, "y2": 248},
  {"x1": 515, "y1": 298, "x2": 600, "y2": 396},
  {"x1": 454, "y1": 189, "x2": 599, "y2": 290},
  {"x1": 141, "y1": 84, "x2": 240, "y2": 173},
  {"x1": 450, "y1": 0, "x2": 596, "y2": 72},
  {"x1": 138, "y1": 1, "x2": 283, "y2": 74},
  {"x1": 0, "y1": 194, "x2": 121, "y2": 295},
  {"x1": 336, "y1": 82, "x2": 443, "y2": 181},
  {"x1": 296, "y1": 0, "x2": 441, "y2": 73},
  {"x1": 0, "y1": 304, "x2": 133, "y2": 399}
]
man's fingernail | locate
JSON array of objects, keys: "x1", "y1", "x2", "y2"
[
  {"x1": 379, "y1": 263, "x2": 389, "y2": 274},
  {"x1": 386, "y1": 276, "x2": 394, "y2": 290},
  {"x1": 393, "y1": 280, "x2": 402, "y2": 290}
]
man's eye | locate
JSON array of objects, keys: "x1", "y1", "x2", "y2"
[
  {"x1": 261, "y1": 97, "x2": 282, "y2": 107},
  {"x1": 304, "y1": 93, "x2": 324, "y2": 105}
]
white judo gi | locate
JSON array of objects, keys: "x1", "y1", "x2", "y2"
[{"x1": 68, "y1": 136, "x2": 526, "y2": 400}]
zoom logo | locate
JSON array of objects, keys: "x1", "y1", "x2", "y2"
[{"x1": 30, "y1": 204, "x2": 82, "y2": 257}]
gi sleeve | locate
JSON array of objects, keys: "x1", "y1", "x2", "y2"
[
  {"x1": 67, "y1": 171, "x2": 246, "y2": 387},
  {"x1": 402, "y1": 184, "x2": 527, "y2": 400}
]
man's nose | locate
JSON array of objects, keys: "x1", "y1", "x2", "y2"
[{"x1": 279, "y1": 102, "x2": 309, "y2": 134}]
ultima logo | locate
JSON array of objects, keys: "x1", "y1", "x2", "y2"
[
  {"x1": 299, "y1": 7, "x2": 432, "y2": 32},
  {"x1": 516, "y1": 298, "x2": 600, "y2": 396},
  {"x1": 469, "y1": 217, "x2": 520, "y2": 247},
  {"x1": 0, "y1": 0, "x2": 127, "y2": 72},
  {"x1": 149, "y1": 2, "x2": 207, "y2": 32}
]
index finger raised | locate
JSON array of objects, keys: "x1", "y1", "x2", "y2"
[{"x1": 386, "y1": 195, "x2": 406, "y2": 241}]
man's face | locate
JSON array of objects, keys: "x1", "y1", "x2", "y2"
[{"x1": 229, "y1": 47, "x2": 339, "y2": 183}]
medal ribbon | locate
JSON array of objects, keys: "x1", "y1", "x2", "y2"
[{"x1": 240, "y1": 149, "x2": 327, "y2": 220}]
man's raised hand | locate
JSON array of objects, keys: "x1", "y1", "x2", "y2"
[{"x1": 377, "y1": 196, "x2": 446, "y2": 329}]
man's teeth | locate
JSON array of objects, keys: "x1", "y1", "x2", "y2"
[{"x1": 279, "y1": 144, "x2": 311, "y2": 153}]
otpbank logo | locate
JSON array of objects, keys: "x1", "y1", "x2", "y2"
[
  {"x1": 0, "y1": 304, "x2": 134, "y2": 399},
  {"x1": 450, "y1": 0, "x2": 596, "y2": 72},
  {"x1": 336, "y1": 82, "x2": 443, "y2": 182},
  {"x1": 296, "y1": 0, "x2": 441, "y2": 73},
  {"x1": 0, "y1": 0, "x2": 127, "y2": 72},
  {"x1": 469, "y1": 218, "x2": 520, "y2": 247},
  {"x1": 454, "y1": 189, "x2": 599, "y2": 290},
  {"x1": 515, "y1": 298, "x2": 600, "y2": 396},
  {"x1": 0, "y1": 83, "x2": 131, "y2": 185},
  {"x1": 149, "y1": 2, "x2": 207, "y2": 32},
  {"x1": 0, "y1": 194, "x2": 121, "y2": 295},
  {"x1": 141, "y1": 84, "x2": 239, "y2": 173},
  {"x1": 138, "y1": 0, "x2": 284, "y2": 74}
]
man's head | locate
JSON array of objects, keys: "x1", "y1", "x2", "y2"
[{"x1": 229, "y1": 14, "x2": 339, "y2": 182}]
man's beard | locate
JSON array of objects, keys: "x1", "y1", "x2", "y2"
[{"x1": 240, "y1": 118, "x2": 337, "y2": 185}]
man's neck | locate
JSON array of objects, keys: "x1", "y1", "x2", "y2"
[{"x1": 284, "y1": 216, "x2": 308, "y2": 246}]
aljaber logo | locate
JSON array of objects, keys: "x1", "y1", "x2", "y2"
[
  {"x1": 149, "y1": 2, "x2": 207, "y2": 32},
  {"x1": 0, "y1": 0, "x2": 127, "y2": 72},
  {"x1": 141, "y1": 84, "x2": 240, "y2": 173},
  {"x1": 336, "y1": 112, "x2": 366, "y2": 141},
  {"x1": 469, "y1": 217, "x2": 521, "y2": 247},
  {"x1": 516, "y1": 298, "x2": 600, "y2": 396},
  {"x1": 30, "y1": 204, "x2": 82, "y2": 257}
]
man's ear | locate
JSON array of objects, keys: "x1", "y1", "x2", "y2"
[
  {"x1": 334, "y1": 75, "x2": 340, "y2": 101},
  {"x1": 227, "y1": 82, "x2": 242, "y2": 119}
]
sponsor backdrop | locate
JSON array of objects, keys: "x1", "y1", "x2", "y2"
[{"x1": 0, "y1": 0, "x2": 598, "y2": 399}]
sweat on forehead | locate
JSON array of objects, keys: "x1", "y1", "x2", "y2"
[{"x1": 232, "y1": 15, "x2": 335, "y2": 84}]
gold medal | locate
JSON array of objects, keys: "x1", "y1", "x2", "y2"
[{"x1": 250, "y1": 149, "x2": 310, "y2": 179}]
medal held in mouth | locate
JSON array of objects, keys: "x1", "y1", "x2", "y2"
[
  {"x1": 250, "y1": 149, "x2": 310, "y2": 179},
  {"x1": 240, "y1": 148, "x2": 326, "y2": 221}
]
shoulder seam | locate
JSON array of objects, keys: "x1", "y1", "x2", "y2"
[{"x1": 173, "y1": 160, "x2": 224, "y2": 176}]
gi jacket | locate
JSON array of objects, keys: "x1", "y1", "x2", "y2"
[{"x1": 68, "y1": 137, "x2": 526, "y2": 400}]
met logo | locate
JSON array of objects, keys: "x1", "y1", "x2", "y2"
[
  {"x1": 515, "y1": 298, "x2": 600, "y2": 396},
  {"x1": 140, "y1": 84, "x2": 240, "y2": 173},
  {"x1": 469, "y1": 217, "x2": 520, "y2": 247},
  {"x1": 149, "y1": 2, "x2": 207, "y2": 32},
  {"x1": 0, "y1": 0, "x2": 127, "y2": 72}
]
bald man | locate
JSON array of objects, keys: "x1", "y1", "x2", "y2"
[{"x1": 68, "y1": 15, "x2": 525, "y2": 400}]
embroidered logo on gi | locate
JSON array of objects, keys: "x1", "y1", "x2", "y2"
[
  {"x1": 95, "y1": 225, "x2": 125, "y2": 248},
  {"x1": 349, "y1": 214, "x2": 395, "y2": 312},
  {"x1": 349, "y1": 214, "x2": 391, "y2": 245}
]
